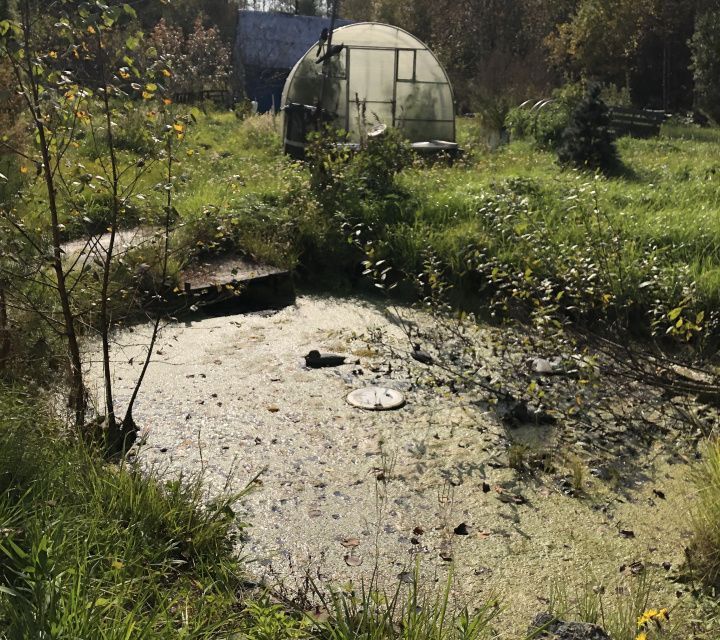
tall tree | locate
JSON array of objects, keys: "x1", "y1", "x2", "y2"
[{"x1": 690, "y1": 8, "x2": 720, "y2": 121}]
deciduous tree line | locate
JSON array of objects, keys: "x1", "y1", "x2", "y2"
[{"x1": 340, "y1": 0, "x2": 720, "y2": 119}]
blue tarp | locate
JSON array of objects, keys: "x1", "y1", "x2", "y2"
[{"x1": 234, "y1": 10, "x2": 352, "y2": 112}]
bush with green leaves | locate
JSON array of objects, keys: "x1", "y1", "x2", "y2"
[
  {"x1": 557, "y1": 84, "x2": 619, "y2": 174},
  {"x1": 505, "y1": 102, "x2": 571, "y2": 150}
]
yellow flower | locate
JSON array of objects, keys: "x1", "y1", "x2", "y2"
[
  {"x1": 86, "y1": 25, "x2": 96, "y2": 34},
  {"x1": 163, "y1": 98, "x2": 173, "y2": 106},
  {"x1": 119, "y1": 69, "x2": 130, "y2": 80},
  {"x1": 48, "y1": 50, "x2": 57, "y2": 59},
  {"x1": 162, "y1": 68, "x2": 171, "y2": 77},
  {"x1": 172, "y1": 123, "x2": 184, "y2": 133},
  {"x1": 19, "y1": 165, "x2": 28, "y2": 174},
  {"x1": 635, "y1": 633, "x2": 647, "y2": 640},
  {"x1": 142, "y1": 91, "x2": 153, "y2": 100}
]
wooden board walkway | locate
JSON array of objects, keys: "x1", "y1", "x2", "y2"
[{"x1": 61, "y1": 228, "x2": 295, "y2": 315}]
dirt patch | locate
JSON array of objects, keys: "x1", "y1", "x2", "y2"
[{"x1": 90, "y1": 295, "x2": 696, "y2": 635}]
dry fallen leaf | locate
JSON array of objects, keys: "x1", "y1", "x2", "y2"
[{"x1": 341, "y1": 537, "x2": 361, "y2": 548}]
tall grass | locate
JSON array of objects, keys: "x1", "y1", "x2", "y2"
[
  {"x1": 316, "y1": 569, "x2": 499, "y2": 640},
  {"x1": 0, "y1": 386, "x2": 247, "y2": 638},
  {"x1": 691, "y1": 439, "x2": 720, "y2": 588}
]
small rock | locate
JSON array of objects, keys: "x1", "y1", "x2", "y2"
[
  {"x1": 344, "y1": 553, "x2": 363, "y2": 567},
  {"x1": 305, "y1": 350, "x2": 352, "y2": 368},
  {"x1": 527, "y1": 613, "x2": 611, "y2": 639},
  {"x1": 453, "y1": 523, "x2": 470, "y2": 536},
  {"x1": 411, "y1": 344, "x2": 434, "y2": 365}
]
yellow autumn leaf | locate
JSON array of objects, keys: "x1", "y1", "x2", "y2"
[
  {"x1": 87, "y1": 25, "x2": 96, "y2": 34},
  {"x1": 119, "y1": 70, "x2": 130, "y2": 79},
  {"x1": 173, "y1": 123, "x2": 184, "y2": 133}
]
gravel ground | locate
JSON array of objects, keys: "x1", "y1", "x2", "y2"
[{"x1": 88, "y1": 295, "x2": 695, "y2": 634}]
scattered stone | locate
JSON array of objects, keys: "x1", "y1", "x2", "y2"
[
  {"x1": 267, "y1": 405, "x2": 280, "y2": 413},
  {"x1": 411, "y1": 344, "x2": 434, "y2": 365},
  {"x1": 529, "y1": 357, "x2": 558, "y2": 375},
  {"x1": 629, "y1": 561, "x2": 645, "y2": 574},
  {"x1": 527, "y1": 613, "x2": 611, "y2": 640},
  {"x1": 305, "y1": 350, "x2": 355, "y2": 368},
  {"x1": 494, "y1": 486, "x2": 527, "y2": 505},
  {"x1": 453, "y1": 522, "x2": 470, "y2": 536},
  {"x1": 619, "y1": 529, "x2": 635, "y2": 539},
  {"x1": 397, "y1": 571, "x2": 414, "y2": 584},
  {"x1": 344, "y1": 552, "x2": 363, "y2": 567},
  {"x1": 653, "y1": 488, "x2": 666, "y2": 499}
]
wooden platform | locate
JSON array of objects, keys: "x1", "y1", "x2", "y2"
[
  {"x1": 176, "y1": 256, "x2": 295, "y2": 314},
  {"x1": 62, "y1": 230, "x2": 295, "y2": 315}
]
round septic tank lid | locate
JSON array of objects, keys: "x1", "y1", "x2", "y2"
[{"x1": 346, "y1": 386, "x2": 405, "y2": 411}]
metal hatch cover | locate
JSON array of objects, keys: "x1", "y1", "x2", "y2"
[{"x1": 346, "y1": 386, "x2": 405, "y2": 411}]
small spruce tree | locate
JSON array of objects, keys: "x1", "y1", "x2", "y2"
[{"x1": 557, "y1": 83, "x2": 619, "y2": 174}]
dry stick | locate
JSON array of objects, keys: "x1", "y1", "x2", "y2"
[
  {"x1": 122, "y1": 126, "x2": 175, "y2": 449},
  {"x1": 95, "y1": 29, "x2": 121, "y2": 443},
  {"x1": 0, "y1": 283, "x2": 10, "y2": 371}
]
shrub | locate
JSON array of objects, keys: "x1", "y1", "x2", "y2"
[
  {"x1": 557, "y1": 84, "x2": 619, "y2": 174},
  {"x1": 505, "y1": 102, "x2": 571, "y2": 150}
]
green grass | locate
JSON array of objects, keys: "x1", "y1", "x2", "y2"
[
  {"x1": 691, "y1": 439, "x2": 720, "y2": 588},
  {"x1": 0, "y1": 386, "x2": 248, "y2": 638},
  {"x1": 11, "y1": 106, "x2": 720, "y2": 338}
]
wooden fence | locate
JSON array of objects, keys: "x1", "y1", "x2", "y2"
[
  {"x1": 172, "y1": 89, "x2": 231, "y2": 106},
  {"x1": 608, "y1": 107, "x2": 668, "y2": 138}
]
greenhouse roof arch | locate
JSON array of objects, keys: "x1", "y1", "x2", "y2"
[{"x1": 281, "y1": 22, "x2": 456, "y2": 157}]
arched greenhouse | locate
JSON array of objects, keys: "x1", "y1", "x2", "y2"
[{"x1": 281, "y1": 22, "x2": 456, "y2": 158}]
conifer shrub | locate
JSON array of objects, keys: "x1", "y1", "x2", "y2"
[{"x1": 557, "y1": 84, "x2": 619, "y2": 174}]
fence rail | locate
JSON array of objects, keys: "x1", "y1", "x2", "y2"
[
  {"x1": 172, "y1": 89, "x2": 231, "y2": 105},
  {"x1": 608, "y1": 107, "x2": 668, "y2": 138}
]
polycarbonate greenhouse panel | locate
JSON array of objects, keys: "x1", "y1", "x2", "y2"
[{"x1": 282, "y1": 22, "x2": 456, "y2": 147}]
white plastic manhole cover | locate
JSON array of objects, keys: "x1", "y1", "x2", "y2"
[{"x1": 346, "y1": 387, "x2": 405, "y2": 411}]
